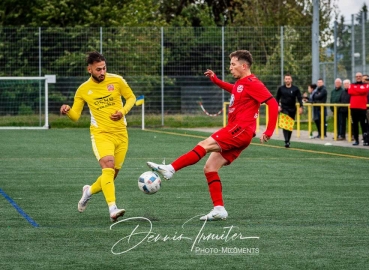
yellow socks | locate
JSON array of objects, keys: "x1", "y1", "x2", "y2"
[
  {"x1": 100, "y1": 168, "x2": 116, "y2": 206},
  {"x1": 90, "y1": 176, "x2": 102, "y2": 194}
]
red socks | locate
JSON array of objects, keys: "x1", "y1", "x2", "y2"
[
  {"x1": 171, "y1": 145, "x2": 206, "y2": 171},
  {"x1": 170, "y1": 145, "x2": 223, "y2": 206},
  {"x1": 205, "y1": 171, "x2": 224, "y2": 206}
]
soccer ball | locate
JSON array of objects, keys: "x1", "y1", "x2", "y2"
[{"x1": 138, "y1": 171, "x2": 162, "y2": 194}]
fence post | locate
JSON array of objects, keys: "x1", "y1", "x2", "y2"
[
  {"x1": 312, "y1": 0, "x2": 320, "y2": 83},
  {"x1": 280, "y1": 26, "x2": 284, "y2": 86},
  {"x1": 334, "y1": 21, "x2": 337, "y2": 81},
  {"x1": 351, "y1": 14, "x2": 355, "y2": 82},
  {"x1": 161, "y1": 27, "x2": 164, "y2": 126},
  {"x1": 39, "y1": 27, "x2": 42, "y2": 127},
  {"x1": 100, "y1": 27, "x2": 103, "y2": 54},
  {"x1": 362, "y1": 12, "x2": 366, "y2": 75},
  {"x1": 222, "y1": 26, "x2": 225, "y2": 105},
  {"x1": 333, "y1": 105, "x2": 337, "y2": 140}
]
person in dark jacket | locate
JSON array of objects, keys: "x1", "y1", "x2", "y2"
[
  {"x1": 330, "y1": 78, "x2": 344, "y2": 139},
  {"x1": 276, "y1": 74, "x2": 303, "y2": 148},
  {"x1": 311, "y1": 78, "x2": 328, "y2": 138},
  {"x1": 338, "y1": 79, "x2": 351, "y2": 140}
]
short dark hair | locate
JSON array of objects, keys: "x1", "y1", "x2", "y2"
[
  {"x1": 310, "y1": 83, "x2": 317, "y2": 89},
  {"x1": 284, "y1": 73, "x2": 292, "y2": 78},
  {"x1": 87, "y1": 51, "x2": 106, "y2": 65},
  {"x1": 229, "y1": 50, "x2": 253, "y2": 66}
]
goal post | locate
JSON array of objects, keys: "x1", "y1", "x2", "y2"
[{"x1": 0, "y1": 75, "x2": 56, "y2": 129}]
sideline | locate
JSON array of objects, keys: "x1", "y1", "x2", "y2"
[{"x1": 143, "y1": 129, "x2": 369, "y2": 161}]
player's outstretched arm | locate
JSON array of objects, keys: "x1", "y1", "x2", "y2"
[
  {"x1": 60, "y1": 104, "x2": 70, "y2": 114},
  {"x1": 204, "y1": 69, "x2": 233, "y2": 93},
  {"x1": 59, "y1": 100, "x2": 84, "y2": 121},
  {"x1": 260, "y1": 97, "x2": 279, "y2": 143}
]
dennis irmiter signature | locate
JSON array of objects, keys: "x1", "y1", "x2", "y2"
[{"x1": 110, "y1": 215, "x2": 259, "y2": 255}]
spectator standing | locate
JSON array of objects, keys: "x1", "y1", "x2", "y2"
[
  {"x1": 307, "y1": 83, "x2": 317, "y2": 101},
  {"x1": 348, "y1": 72, "x2": 369, "y2": 145},
  {"x1": 307, "y1": 83, "x2": 317, "y2": 138},
  {"x1": 276, "y1": 74, "x2": 303, "y2": 148},
  {"x1": 311, "y1": 79, "x2": 328, "y2": 138},
  {"x1": 338, "y1": 79, "x2": 351, "y2": 140},
  {"x1": 363, "y1": 74, "x2": 369, "y2": 141},
  {"x1": 330, "y1": 78, "x2": 344, "y2": 139}
]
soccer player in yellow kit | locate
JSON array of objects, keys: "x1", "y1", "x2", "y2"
[{"x1": 60, "y1": 51, "x2": 136, "y2": 222}]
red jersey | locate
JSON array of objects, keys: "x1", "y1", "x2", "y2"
[
  {"x1": 348, "y1": 83, "x2": 369, "y2": 109},
  {"x1": 228, "y1": 75, "x2": 273, "y2": 128},
  {"x1": 211, "y1": 73, "x2": 277, "y2": 137},
  {"x1": 217, "y1": 75, "x2": 273, "y2": 130}
]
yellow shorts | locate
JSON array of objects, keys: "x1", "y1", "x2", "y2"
[{"x1": 90, "y1": 130, "x2": 128, "y2": 169}]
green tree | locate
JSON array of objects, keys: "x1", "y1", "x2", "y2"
[
  {"x1": 0, "y1": 0, "x2": 166, "y2": 27},
  {"x1": 330, "y1": 3, "x2": 369, "y2": 81}
]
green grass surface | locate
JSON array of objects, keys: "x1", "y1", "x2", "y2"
[{"x1": 1, "y1": 128, "x2": 369, "y2": 269}]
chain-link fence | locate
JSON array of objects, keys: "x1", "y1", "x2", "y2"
[
  {"x1": 1, "y1": 27, "x2": 312, "y2": 127},
  {"x1": 331, "y1": 17, "x2": 369, "y2": 85}
]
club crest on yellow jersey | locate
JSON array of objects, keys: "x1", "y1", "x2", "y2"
[{"x1": 107, "y1": 84, "x2": 115, "y2": 92}]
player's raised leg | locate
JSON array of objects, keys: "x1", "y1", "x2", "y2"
[
  {"x1": 146, "y1": 162, "x2": 175, "y2": 180},
  {"x1": 147, "y1": 138, "x2": 218, "y2": 179}
]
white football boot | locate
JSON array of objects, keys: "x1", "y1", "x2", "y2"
[
  {"x1": 78, "y1": 185, "x2": 91, "y2": 213},
  {"x1": 199, "y1": 206, "x2": 228, "y2": 221},
  {"x1": 110, "y1": 208, "x2": 126, "y2": 223},
  {"x1": 147, "y1": 162, "x2": 175, "y2": 180}
]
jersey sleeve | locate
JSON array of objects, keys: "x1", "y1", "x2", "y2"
[
  {"x1": 296, "y1": 87, "x2": 303, "y2": 107},
  {"x1": 264, "y1": 97, "x2": 278, "y2": 137},
  {"x1": 118, "y1": 78, "x2": 136, "y2": 115},
  {"x1": 248, "y1": 80, "x2": 274, "y2": 104},
  {"x1": 67, "y1": 89, "x2": 85, "y2": 121},
  {"x1": 210, "y1": 75, "x2": 234, "y2": 93}
]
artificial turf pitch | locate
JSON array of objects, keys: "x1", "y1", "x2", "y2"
[{"x1": 1, "y1": 128, "x2": 368, "y2": 269}]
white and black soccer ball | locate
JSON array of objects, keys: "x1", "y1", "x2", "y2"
[{"x1": 138, "y1": 171, "x2": 162, "y2": 194}]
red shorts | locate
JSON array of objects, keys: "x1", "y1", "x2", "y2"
[{"x1": 211, "y1": 123, "x2": 255, "y2": 164}]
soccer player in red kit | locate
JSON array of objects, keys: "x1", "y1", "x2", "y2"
[{"x1": 147, "y1": 50, "x2": 278, "y2": 221}]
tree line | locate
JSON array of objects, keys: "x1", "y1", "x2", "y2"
[{"x1": 1, "y1": 0, "x2": 368, "y2": 116}]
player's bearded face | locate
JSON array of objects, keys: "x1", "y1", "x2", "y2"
[{"x1": 89, "y1": 61, "x2": 106, "y2": 82}]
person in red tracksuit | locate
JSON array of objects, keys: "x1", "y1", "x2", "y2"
[{"x1": 349, "y1": 72, "x2": 369, "y2": 146}]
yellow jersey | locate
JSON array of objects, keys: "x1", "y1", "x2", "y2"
[{"x1": 67, "y1": 73, "x2": 136, "y2": 134}]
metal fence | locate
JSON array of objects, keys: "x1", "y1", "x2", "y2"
[
  {"x1": 1, "y1": 26, "x2": 313, "y2": 126},
  {"x1": 329, "y1": 16, "x2": 369, "y2": 86}
]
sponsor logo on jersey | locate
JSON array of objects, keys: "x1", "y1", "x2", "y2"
[
  {"x1": 107, "y1": 84, "x2": 115, "y2": 92},
  {"x1": 237, "y1": 85, "x2": 244, "y2": 93},
  {"x1": 94, "y1": 94, "x2": 115, "y2": 110},
  {"x1": 229, "y1": 94, "x2": 235, "y2": 107}
]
